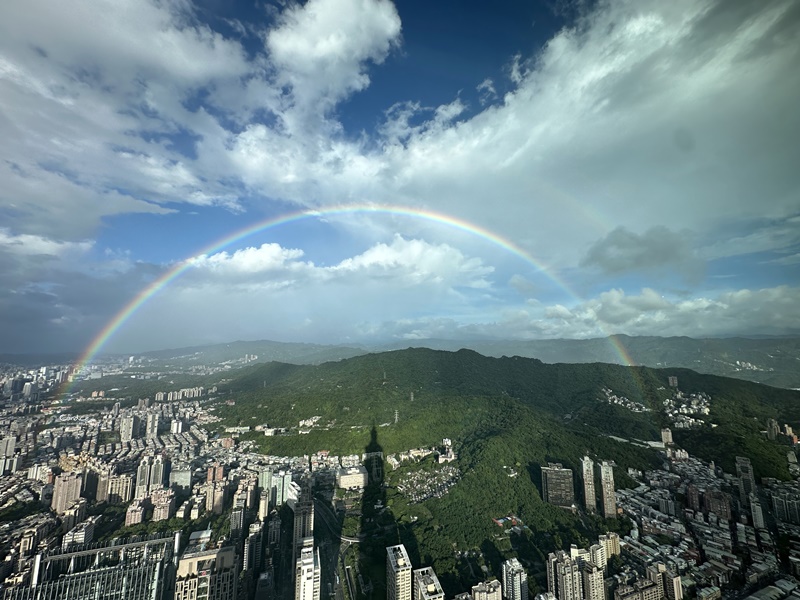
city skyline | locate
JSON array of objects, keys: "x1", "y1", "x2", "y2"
[{"x1": 1, "y1": 0, "x2": 799, "y2": 354}]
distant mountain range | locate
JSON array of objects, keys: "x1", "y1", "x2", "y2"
[
  {"x1": 142, "y1": 335, "x2": 800, "y2": 389},
  {"x1": 5, "y1": 335, "x2": 799, "y2": 389}
]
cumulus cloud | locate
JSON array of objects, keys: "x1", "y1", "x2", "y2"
[
  {"x1": 183, "y1": 235, "x2": 492, "y2": 289},
  {"x1": 266, "y1": 0, "x2": 401, "y2": 120}
]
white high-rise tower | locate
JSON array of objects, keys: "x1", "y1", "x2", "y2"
[{"x1": 387, "y1": 545, "x2": 412, "y2": 600}]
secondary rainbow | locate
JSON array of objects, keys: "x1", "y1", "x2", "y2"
[{"x1": 66, "y1": 204, "x2": 637, "y2": 393}]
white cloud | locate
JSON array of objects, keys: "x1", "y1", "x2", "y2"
[
  {"x1": 476, "y1": 78, "x2": 497, "y2": 105},
  {"x1": 0, "y1": 229, "x2": 92, "y2": 257},
  {"x1": 189, "y1": 244, "x2": 307, "y2": 274},
  {"x1": 4, "y1": 0, "x2": 799, "y2": 264},
  {"x1": 183, "y1": 235, "x2": 492, "y2": 289},
  {"x1": 103, "y1": 236, "x2": 494, "y2": 350},
  {"x1": 537, "y1": 286, "x2": 800, "y2": 338},
  {"x1": 368, "y1": 285, "x2": 800, "y2": 342},
  {"x1": 266, "y1": 0, "x2": 401, "y2": 122}
]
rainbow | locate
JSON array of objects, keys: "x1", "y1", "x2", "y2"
[{"x1": 64, "y1": 204, "x2": 637, "y2": 394}]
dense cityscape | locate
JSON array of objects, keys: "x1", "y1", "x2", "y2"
[{"x1": 0, "y1": 357, "x2": 799, "y2": 600}]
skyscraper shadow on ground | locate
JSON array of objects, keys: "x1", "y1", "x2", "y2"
[{"x1": 354, "y1": 426, "x2": 419, "y2": 600}]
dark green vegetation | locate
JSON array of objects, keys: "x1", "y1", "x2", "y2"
[
  {"x1": 668, "y1": 367, "x2": 800, "y2": 478},
  {"x1": 206, "y1": 348, "x2": 798, "y2": 592},
  {"x1": 215, "y1": 348, "x2": 798, "y2": 479},
  {"x1": 377, "y1": 335, "x2": 800, "y2": 389}
]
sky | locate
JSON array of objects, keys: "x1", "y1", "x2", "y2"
[{"x1": 1, "y1": 0, "x2": 799, "y2": 354}]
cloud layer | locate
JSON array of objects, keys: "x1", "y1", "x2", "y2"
[{"x1": 0, "y1": 0, "x2": 798, "y2": 352}]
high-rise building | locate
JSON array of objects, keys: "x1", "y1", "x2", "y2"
[
  {"x1": 387, "y1": 545, "x2": 413, "y2": 600},
  {"x1": 472, "y1": 580, "x2": 502, "y2": 600},
  {"x1": 598, "y1": 532, "x2": 620, "y2": 558},
  {"x1": 170, "y1": 467, "x2": 192, "y2": 494},
  {"x1": 546, "y1": 552, "x2": 582, "y2": 600},
  {"x1": 686, "y1": 484, "x2": 702, "y2": 512},
  {"x1": 750, "y1": 494, "x2": 765, "y2": 529},
  {"x1": 207, "y1": 463, "x2": 225, "y2": 483},
  {"x1": 149, "y1": 455, "x2": 168, "y2": 494},
  {"x1": 501, "y1": 558, "x2": 528, "y2": 600},
  {"x1": 295, "y1": 546, "x2": 321, "y2": 600},
  {"x1": 662, "y1": 569, "x2": 683, "y2": 600},
  {"x1": 152, "y1": 488, "x2": 176, "y2": 521},
  {"x1": 274, "y1": 471, "x2": 293, "y2": 506},
  {"x1": 135, "y1": 457, "x2": 151, "y2": 499},
  {"x1": 231, "y1": 506, "x2": 246, "y2": 540},
  {"x1": 258, "y1": 468, "x2": 273, "y2": 495},
  {"x1": 95, "y1": 467, "x2": 112, "y2": 502},
  {"x1": 647, "y1": 564, "x2": 674, "y2": 600},
  {"x1": 125, "y1": 500, "x2": 145, "y2": 526},
  {"x1": 736, "y1": 456, "x2": 756, "y2": 507},
  {"x1": 107, "y1": 474, "x2": 134, "y2": 504},
  {"x1": 207, "y1": 481, "x2": 226, "y2": 514},
  {"x1": 244, "y1": 521, "x2": 264, "y2": 574},
  {"x1": 51, "y1": 472, "x2": 82, "y2": 515},
  {"x1": 541, "y1": 463, "x2": 574, "y2": 508},
  {"x1": 661, "y1": 428, "x2": 673, "y2": 445},
  {"x1": 0, "y1": 435, "x2": 17, "y2": 457},
  {"x1": 582, "y1": 563, "x2": 604, "y2": 600},
  {"x1": 580, "y1": 456, "x2": 595, "y2": 513},
  {"x1": 293, "y1": 485, "x2": 315, "y2": 564},
  {"x1": 766, "y1": 418, "x2": 779, "y2": 440},
  {"x1": 62, "y1": 517, "x2": 97, "y2": 550},
  {"x1": 569, "y1": 545, "x2": 590, "y2": 568},
  {"x1": 588, "y1": 544, "x2": 606, "y2": 571},
  {"x1": 413, "y1": 567, "x2": 444, "y2": 600},
  {"x1": 599, "y1": 461, "x2": 616, "y2": 518},
  {"x1": 268, "y1": 512, "x2": 282, "y2": 548},
  {"x1": 259, "y1": 489, "x2": 271, "y2": 521},
  {"x1": 175, "y1": 545, "x2": 237, "y2": 600},
  {"x1": 145, "y1": 413, "x2": 159, "y2": 439},
  {"x1": 703, "y1": 490, "x2": 732, "y2": 521},
  {"x1": 119, "y1": 415, "x2": 139, "y2": 443}
]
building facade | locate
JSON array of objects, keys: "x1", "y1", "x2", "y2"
[
  {"x1": 387, "y1": 545, "x2": 413, "y2": 600},
  {"x1": 542, "y1": 463, "x2": 575, "y2": 508}
]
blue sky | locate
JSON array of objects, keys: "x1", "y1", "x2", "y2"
[{"x1": 1, "y1": 0, "x2": 799, "y2": 353}]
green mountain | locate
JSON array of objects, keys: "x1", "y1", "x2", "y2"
[
  {"x1": 210, "y1": 348, "x2": 798, "y2": 594},
  {"x1": 377, "y1": 336, "x2": 800, "y2": 389},
  {"x1": 127, "y1": 335, "x2": 800, "y2": 388},
  {"x1": 217, "y1": 348, "x2": 798, "y2": 479}
]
